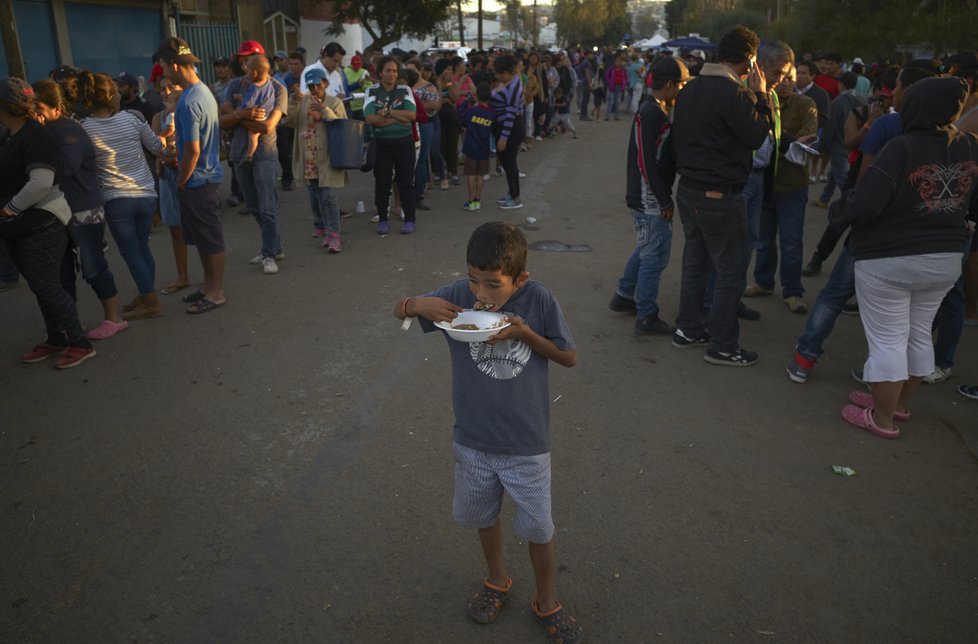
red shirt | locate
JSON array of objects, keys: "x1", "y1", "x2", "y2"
[{"x1": 815, "y1": 74, "x2": 840, "y2": 100}]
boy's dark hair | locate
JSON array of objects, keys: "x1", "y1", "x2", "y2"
[
  {"x1": 493, "y1": 54, "x2": 518, "y2": 75},
  {"x1": 402, "y1": 66, "x2": 419, "y2": 86},
  {"x1": 467, "y1": 222, "x2": 527, "y2": 280},
  {"x1": 377, "y1": 55, "x2": 397, "y2": 74},
  {"x1": 797, "y1": 59, "x2": 818, "y2": 77},
  {"x1": 476, "y1": 81, "x2": 491, "y2": 102},
  {"x1": 840, "y1": 71, "x2": 858, "y2": 90},
  {"x1": 717, "y1": 26, "x2": 759, "y2": 64}
]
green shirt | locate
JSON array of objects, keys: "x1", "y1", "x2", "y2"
[
  {"x1": 363, "y1": 83, "x2": 417, "y2": 139},
  {"x1": 773, "y1": 93, "x2": 819, "y2": 193}
]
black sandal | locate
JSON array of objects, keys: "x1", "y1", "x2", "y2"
[
  {"x1": 466, "y1": 577, "x2": 512, "y2": 624},
  {"x1": 181, "y1": 290, "x2": 206, "y2": 303}
]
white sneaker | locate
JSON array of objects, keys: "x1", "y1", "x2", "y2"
[
  {"x1": 399, "y1": 209, "x2": 405, "y2": 221},
  {"x1": 518, "y1": 172, "x2": 526, "y2": 178},
  {"x1": 482, "y1": 173, "x2": 491, "y2": 181},
  {"x1": 249, "y1": 252, "x2": 284, "y2": 264},
  {"x1": 262, "y1": 257, "x2": 279, "y2": 274},
  {"x1": 370, "y1": 213, "x2": 380, "y2": 223},
  {"x1": 923, "y1": 366, "x2": 952, "y2": 384}
]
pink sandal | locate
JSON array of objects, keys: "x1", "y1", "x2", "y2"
[
  {"x1": 86, "y1": 319, "x2": 129, "y2": 341},
  {"x1": 842, "y1": 404, "x2": 900, "y2": 439},
  {"x1": 847, "y1": 390, "x2": 910, "y2": 421}
]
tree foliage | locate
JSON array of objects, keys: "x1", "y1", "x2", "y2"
[
  {"x1": 665, "y1": 0, "x2": 978, "y2": 60},
  {"x1": 321, "y1": 0, "x2": 455, "y2": 52},
  {"x1": 554, "y1": 0, "x2": 630, "y2": 47},
  {"x1": 631, "y1": 13, "x2": 660, "y2": 39}
]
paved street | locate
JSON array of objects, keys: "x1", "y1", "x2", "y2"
[{"x1": 2, "y1": 118, "x2": 976, "y2": 642}]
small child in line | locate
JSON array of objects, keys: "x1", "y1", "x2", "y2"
[
  {"x1": 393, "y1": 222, "x2": 583, "y2": 644},
  {"x1": 552, "y1": 88, "x2": 577, "y2": 139},
  {"x1": 591, "y1": 63, "x2": 606, "y2": 121},
  {"x1": 460, "y1": 82, "x2": 495, "y2": 211},
  {"x1": 240, "y1": 55, "x2": 273, "y2": 165}
]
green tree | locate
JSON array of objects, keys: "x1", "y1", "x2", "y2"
[
  {"x1": 554, "y1": 0, "x2": 629, "y2": 47},
  {"x1": 320, "y1": 0, "x2": 455, "y2": 52}
]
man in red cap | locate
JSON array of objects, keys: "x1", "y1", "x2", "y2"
[
  {"x1": 219, "y1": 40, "x2": 290, "y2": 275},
  {"x1": 343, "y1": 53, "x2": 370, "y2": 119}
]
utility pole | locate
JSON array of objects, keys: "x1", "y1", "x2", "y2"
[
  {"x1": 456, "y1": 0, "x2": 465, "y2": 46},
  {"x1": 0, "y1": 0, "x2": 25, "y2": 79},
  {"x1": 478, "y1": 0, "x2": 483, "y2": 50},
  {"x1": 532, "y1": 0, "x2": 537, "y2": 48}
]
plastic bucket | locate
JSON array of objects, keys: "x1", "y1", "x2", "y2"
[{"x1": 325, "y1": 119, "x2": 366, "y2": 169}]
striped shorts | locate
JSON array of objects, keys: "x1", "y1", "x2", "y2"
[{"x1": 452, "y1": 442, "x2": 554, "y2": 544}]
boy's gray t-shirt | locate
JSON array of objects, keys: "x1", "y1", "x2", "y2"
[{"x1": 418, "y1": 279, "x2": 575, "y2": 456}]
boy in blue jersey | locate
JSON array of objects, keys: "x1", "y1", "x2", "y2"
[
  {"x1": 394, "y1": 222, "x2": 583, "y2": 643},
  {"x1": 461, "y1": 83, "x2": 495, "y2": 210}
]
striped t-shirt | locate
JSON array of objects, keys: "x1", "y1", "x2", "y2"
[{"x1": 81, "y1": 111, "x2": 162, "y2": 201}]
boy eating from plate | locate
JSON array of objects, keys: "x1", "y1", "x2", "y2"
[{"x1": 393, "y1": 221, "x2": 581, "y2": 643}]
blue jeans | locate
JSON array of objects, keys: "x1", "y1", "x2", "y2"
[
  {"x1": 933, "y1": 274, "x2": 964, "y2": 369},
  {"x1": 818, "y1": 149, "x2": 850, "y2": 204},
  {"x1": 754, "y1": 187, "x2": 807, "y2": 298},
  {"x1": 606, "y1": 88, "x2": 623, "y2": 117},
  {"x1": 236, "y1": 159, "x2": 282, "y2": 259},
  {"x1": 742, "y1": 170, "x2": 765, "y2": 255},
  {"x1": 62, "y1": 221, "x2": 118, "y2": 302},
  {"x1": 415, "y1": 121, "x2": 433, "y2": 199},
  {"x1": 796, "y1": 245, "x2": 855, "y2": 361},
  {"x1": 676, "y1": 185, "x2": 747, "y2": 352},
  {"x1": 616, "y1": 209, "x2": 673, "y2": 319},
  {"x1": 429, "y1": 117, "x2": 446, "y2": 180},
  {"x1": 104, "y1": 197, "x2": 156, "y2": 295},
  {"x1": 307, "y1": 180, "x2": 341, "y2": 235}
]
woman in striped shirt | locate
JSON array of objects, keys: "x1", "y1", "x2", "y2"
[
  {"x1": 80, "y1": 72, "x2": 164, "y2": 321},
  {"x1": 489, "y1": 55, "x2": 525, "y2": 210}
]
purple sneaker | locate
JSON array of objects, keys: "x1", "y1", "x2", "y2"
[
  {"x1": 400, "y1": 221, "x2": 415, "y2": 234},
  {"x1": 376, "y1": 221, "x2": 390, "y2": 235}
]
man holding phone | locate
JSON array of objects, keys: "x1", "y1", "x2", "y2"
[{"x1": 670, "y1": 26, "x2": 773, "y2": 367}]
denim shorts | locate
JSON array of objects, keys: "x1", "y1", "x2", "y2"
[
  {"x1": 178, "y1": 182, "x2": 224, "y2": 254},
  {"x1": 452, "y1": 441, "x2": 554, "y2": 544}
]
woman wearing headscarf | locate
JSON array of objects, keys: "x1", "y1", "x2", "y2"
[
  {"x1": 0, "y1": 78, "x2": 95, "y2": 368},
  {"x1": 33, "y1": 78, "x2": 127, "y2": 341},
  {"x1": 829, "y1": 76, "x2": 978, "y2": 438}
]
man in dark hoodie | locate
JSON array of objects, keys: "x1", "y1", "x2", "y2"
[
  {"x1": 670, "y1": 25, "x2": 772, "y2": 367},
  {"x1": 828, "y1": 76, "x2": 978, "y2": 438},
  {"x1": 609, "y1": 57, "x2": 690, "y2": 335}
]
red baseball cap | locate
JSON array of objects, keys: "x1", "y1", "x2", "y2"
[
  {"x1": 236, "y1": 40, "x2": 265, "y2": 57},
  {"x1": 150, "y1": 63, "x2": 164, "y2": 82}
]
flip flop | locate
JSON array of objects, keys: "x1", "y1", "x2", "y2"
[
  {"x1": 532, "y1": 599, "x2": 584, "y2": 644},
  {"x1": 182, "y1": 290, "x2": 206, "y2": 303},
  {"x1": 466, "y1": 577, "x2": 511, "y2": 625},
  {"x1": 841, "y1": 403, "x2": 900, "y2": 439},
  {"x1": 847, "y1": 390, "x2": 910, "y2": 421},
  {"x1": 186, "y1": 298, "x2": 225, "y2": 315},
  {"x1": 160, "y1": 283, "x2": 190, "y2": 295}
]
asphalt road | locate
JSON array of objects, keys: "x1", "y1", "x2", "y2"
[{"x1": 2, "y1": 118, "x2": 976, "y2": 643}]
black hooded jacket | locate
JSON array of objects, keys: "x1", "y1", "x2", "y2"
[{"x1": 830, "y1": 77, "x2": 978, "y2": 260}]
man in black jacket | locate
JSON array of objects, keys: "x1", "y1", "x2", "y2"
[{"x1": 670, "y1": 26, "x2": 772, "y2": 366}]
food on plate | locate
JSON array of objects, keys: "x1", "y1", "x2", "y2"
[{"x1": 453, "y1": 323, "x2": 480, "y2": 330}]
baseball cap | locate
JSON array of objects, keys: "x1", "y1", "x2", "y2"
[
  {"x1": 49, "y1": 65, "x2": 79, "y2": 82},
  {"x1": 236, "y1": 40, "x2": 265, "y2": 57},
  {"x1": 213, "y1": 56, "x2": 230, "y2": 66},
  {"x1": 651, "y1": 57, "x2": 691, "y2": 83},
  {"x1": 351, "y1": 54, "x2": 364, "y2": 68},
  {"x1": 115, "y1": 72, "x2": 139, "y2": 87},
  {"x1": 156, "y1": 37, "x2": 202, "y2": 65},
  {"x1": 304, "y1": 68, "x2": 328, "y2": 85},
  {"x1": 946, "y1": 51, "x2": 978, "y2": 77},
  {"x1": 0, "y1": 77, "x2": 35, "y2": 115},
  {"x1": 274, "y1": 50, "x2": 288, "y2": 60},
  {"x1": 852, "y1": 56, "x2": 865, "y2": 65},
  {"x1": 149, "y1": 64, "x2": 164, "y2": 83},
  {"x1": 688, "y1": 49, "x2": 705, "y2": 61}
]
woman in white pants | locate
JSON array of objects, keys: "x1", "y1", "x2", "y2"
[{"x1": 829, "y1": 76, "x2": 978, "y2": 438}]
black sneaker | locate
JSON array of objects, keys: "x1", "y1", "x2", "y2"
[
  {"x1": 737, "y1": 302, "x2": 761, "y2": 321},
  {"x1": 801, "y1": 255, "x2": 823, "y2": 277},
  {"x1": 635, "y1": 315, "x2": 672, "y2": 335},
  {"x1": 705, "y1": 346, "x2": 759, "y2": 366},
  {"x1": 672, "y1": 328, "x2": 709, "y2": 348},
  {"x1": 841, "y1": 301, "x2": 860, "y2": 315},
  {"x1": 609, "y1": 293, "x2": 637, "y2": 313}
]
